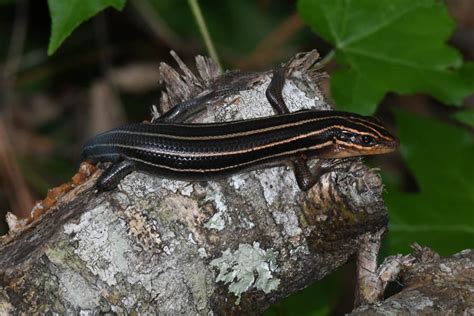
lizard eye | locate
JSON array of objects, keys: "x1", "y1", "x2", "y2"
[{"x1": 362, "y1": 135, "x2": 374, "y2": 145}]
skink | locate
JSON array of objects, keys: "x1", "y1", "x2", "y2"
[{"x1": 82, "y1": 68, "x2": 399, "y2": 191}]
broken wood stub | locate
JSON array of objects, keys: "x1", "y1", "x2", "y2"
[{"x1": 351, "y1": 246, "x2": 474, "y2": 315}]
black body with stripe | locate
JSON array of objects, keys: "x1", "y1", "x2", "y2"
[{"x1": 82, "y1": 110, "x2": 396, "y2": 180}]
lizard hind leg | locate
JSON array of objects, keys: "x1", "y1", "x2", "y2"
[{"x1": 95, "y1": 159, "x2": 136, "y2": 192}]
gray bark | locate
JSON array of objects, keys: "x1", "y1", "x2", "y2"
[
  {"x1": 351, "y1": 245, "x2": 474, "y2": 315},
  {"x1": 0, "y1": 51, "x2": 395, "y2": 314}
]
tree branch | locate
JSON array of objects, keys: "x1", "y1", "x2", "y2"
[
  {"x1": 351, "y1": 245, "x2": 474, "y2": 315},
  {"x1": 0, "y1": 51, "x2": 390, "y2": 314}
]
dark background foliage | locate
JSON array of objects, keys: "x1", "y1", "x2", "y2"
[{"x1": 0, "y1": 0, "x2": 472, "y2": 314}]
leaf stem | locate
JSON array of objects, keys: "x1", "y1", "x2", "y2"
[
  {"x1": 314, "y1": 49, "x2": 335, "y2": 70},
  {"x1": 187, "y1": 0, "x2": 222, "y2": 71}
]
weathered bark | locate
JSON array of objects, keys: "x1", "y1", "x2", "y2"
[
  {"x1": 351, "y1": 245, "x2": 474, "y2": 315},
  {"x1": 0, "y1": 51, "x2": 391, "y2": 314}
]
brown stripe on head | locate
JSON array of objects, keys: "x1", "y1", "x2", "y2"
[{"x1": 316, "y1": 117, "x2": 399, "y2": 158}]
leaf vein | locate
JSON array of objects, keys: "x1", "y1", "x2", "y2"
[{"x1": 339, "y1": 3, "x2": 424, "y2": 48}]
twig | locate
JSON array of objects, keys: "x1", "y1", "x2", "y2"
[
  {"x1": 314, "y1": 49, "x2": 335, "y2": 70},
  {"x1": 0, "y1": 0, "x2": 34, "y2": 218},
  {"x1": 0, "y1": 119, "x2": 34, "y2": 218},
  {"x1": 187, "y1": 0, "x2": 222, "y2": 71}
]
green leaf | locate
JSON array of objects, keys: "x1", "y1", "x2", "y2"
[
  {"x1": 47, "y1": 0, "x2": 126, "y2": 55},
  {"x1": 298, "y1": 0, "x2": 474, "y2": 114},
  {"x1": 453, "y1": 108, "x2": 474, "y2": 128},
  {"x1": 385, "y1": 111, "x2": 474, "y2": 255}
]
